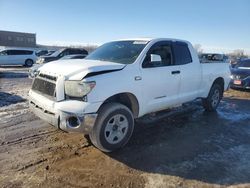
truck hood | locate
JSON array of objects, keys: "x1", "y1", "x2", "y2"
[{"x1": 38, "y1": 59, "x2": 126, "y2": 80}]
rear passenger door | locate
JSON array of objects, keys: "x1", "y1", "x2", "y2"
[
  {"x1": 19, "y1": 50, "x2": 34, "y2": 65},
  {"x1": 172, "y1": 41, "x2": 202, "y2": 103},
  {"x1": 140, "y1": 41, "x2": 181, "y2": 114}
]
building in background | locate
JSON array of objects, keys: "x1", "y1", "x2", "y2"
[{"x1": 0, "y1": 30, "x2": 36, "y2": 48}]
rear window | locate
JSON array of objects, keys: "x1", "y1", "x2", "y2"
[{"x1": 173, "y1": 42, "x2": 192, "y2": 65}]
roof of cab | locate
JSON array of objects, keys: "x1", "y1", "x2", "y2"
[{"x1": 114, "y1": 38, "x2": 190, "y2": 44}]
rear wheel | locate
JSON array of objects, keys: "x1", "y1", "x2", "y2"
[
  {"x1": 89, "y1": 103, "x2": 134, "y2": 152},
  {"x1": 24, "y1": 59, "x2": 33, "y2": 67},
  {"x1": 202, "y1": 83, "x2": 223, "y2": 111}
]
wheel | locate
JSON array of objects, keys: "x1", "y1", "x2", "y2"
[
  {"x1": 89, "y1": 103, "x2": 134, "y2": 152},
  {"x1": 24, "y1": 59, "x2": 34, "y2": 67},
  {"x1": 202, "y1": 83, "x2": 223, "y2": 111}
]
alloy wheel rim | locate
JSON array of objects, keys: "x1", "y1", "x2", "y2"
[
  {"x1": 211, "y1": 89, "x2": 220, "y2": 107},
  {"x1": 104, "y1": 114, "x2": 129, "y2": 144},
  {"x1": 26, "y1": 60, "x2": 32, "y2": 66}
]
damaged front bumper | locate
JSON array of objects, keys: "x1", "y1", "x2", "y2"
[{"x1": 29, "y1": 91, "x2": 99, "y2": 134}]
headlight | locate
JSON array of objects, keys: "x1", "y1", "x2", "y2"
[
  {"x1": 230, "y1": 75, "x2": 234, "y2": 79},
  {"x1": 65, "y1": 81, "x2": 96, "y2": 97},
  {"x1": 37, "y1": 58, "x2": 44, "y2": 64}
]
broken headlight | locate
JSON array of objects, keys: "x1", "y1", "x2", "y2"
[{"x1": 65, "y1": 81, "x2": 96, "y2": 98}]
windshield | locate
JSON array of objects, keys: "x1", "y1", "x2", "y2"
[
  {"x1": 85, "y1": 40, "x2": 148, "y2": 64},
  {"x1": 235, "y1": 60, "x2": 250, "y2": 68},
  {"x1": 49, "y1": 49, "x2": 64, "y2": 57}
]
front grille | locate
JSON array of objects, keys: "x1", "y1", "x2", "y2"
[
  {"x1": 39, "y1": 73, "x2": 57, "y2": 81},
  {"x1": 32, "y1": 78, "x2": 56, "y2": 97}
]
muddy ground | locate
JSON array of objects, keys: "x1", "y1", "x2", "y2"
[{"x1": 0, "y1": 66, "x2": 250, "y2": 188}]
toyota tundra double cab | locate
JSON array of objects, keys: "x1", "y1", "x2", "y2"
[{"x1": 29, "y1": 38, "x2": 230, "y2": 152}]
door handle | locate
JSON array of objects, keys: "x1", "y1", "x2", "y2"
[
  {"x1": 171, "y1": 70, "x2": 180, "y2": 75},
  {"x1": 135, "y1": 76, "x2": 142, "y2": 81}
]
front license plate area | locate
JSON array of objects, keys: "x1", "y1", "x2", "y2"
[{"x1": 234, "y1": 80, "x2": 242, "y2": 85}]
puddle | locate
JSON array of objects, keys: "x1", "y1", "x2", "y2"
[{"x1": 0, "y1": 92, "x2": 26, "y2": 107}]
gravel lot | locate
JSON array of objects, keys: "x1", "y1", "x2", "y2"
[{"x1": 0, "y1": 66, "x2": 250, "y2": 188}]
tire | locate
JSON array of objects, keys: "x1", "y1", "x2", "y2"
[
  {"x1": 24, "y1": 59, "x2": 34, "y2": 67},
  {"x1": 89, "y1": 103, "x2": 134, "y2": 152},
  {"x1": 202, "y1": 83, "x2": 223, "y2": 111}
]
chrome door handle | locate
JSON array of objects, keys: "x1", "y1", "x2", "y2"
[{"x1": 135, "y1": 76, "x2": 142, "y2": 81}]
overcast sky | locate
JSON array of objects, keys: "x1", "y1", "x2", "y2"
[{"x1": 0, "y1": 0, "x2": 250, "y2": 54}]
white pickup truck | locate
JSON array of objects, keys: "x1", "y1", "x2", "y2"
[{"x1": 29, "y1": 38, "x2": 230, "y2": 152}]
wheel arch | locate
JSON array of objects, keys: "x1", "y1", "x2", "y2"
[
  {"x1": 99, "y1": 92, "x2": 140, "y2": 118},
  {"x1": 212, "y1": 77, "x2": 224, "y2": 90},
  {"x1": 203, "y1": 77, "x2": 224, "y2": 98}
]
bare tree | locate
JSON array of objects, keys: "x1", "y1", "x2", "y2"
[
  {"x1": 37, "y1": 44, "x2": 98, "y2": 53},
  {"x1": 228, "y1": 49, "x2": 248, "y2": 59},
  {"x1": 193, "y1": 44, "x2": 203, "y2": 55}
]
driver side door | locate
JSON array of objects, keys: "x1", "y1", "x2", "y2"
[{"x1": 140, "y1": 41, "x2": 181, "y2": 114}]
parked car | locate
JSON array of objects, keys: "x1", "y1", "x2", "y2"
[
  {"x1": 29, "y1": 54, "x2": 88, "y2": 78},
  {"x1": 29, "y1": 38, "x2": 230, "y2": 152},
  {"x1": 37, "y1": 48, "x2": 88, "y2": 64},
  {"x1": 230, "y1": 59, "x2": 250, "y2": 89},
  {"x1": 46, "y1": 50, "x2": 56, "y2": 56},
  {"x1": 28, "y1": 64, "x2": 43, "y2": 78},
  {"x1": 29, "y1": 54, "x2": 88, "y2": 79},
  {"x1": 36, "y1": 49, "x2": 49, "y2": 57},
  {"x1": 0, "y1": 48, "x2": 37, "y2": 67},
  {"x1": 199, "y1": 53, "x2": 229, "y2": 64},
  {"x1": 60, "y1": 54, "x2": 87, "y2": 60}
]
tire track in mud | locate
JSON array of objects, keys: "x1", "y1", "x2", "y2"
[
  {"x1": 0, "y1": 130, "x2": 59, "y2": 146},
  {"x1": 0, "y1": 104, "x2": 29, "y2": 113},
  {"x1": 0, "y1": 114, "x2": 38, "y2": 129},
  {"x1": 14, "y1": 137, "x2": 93, "y2": 173},
  {"x1": 18, "y1": 158, "x2": 48, "y2": 171}
]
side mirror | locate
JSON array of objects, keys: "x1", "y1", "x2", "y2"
[{"x1": 150, "y1": 54, "x2": 162, "y2": 62}]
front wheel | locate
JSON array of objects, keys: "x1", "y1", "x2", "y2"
[
  {"x1": 24, "y1": 59, "x2": 34, "y2": 67},
  {"x1": 89, "y1": 103, "x2": 134, "y2": 152},
  {"x1": 202, "y1": 83, "x2": 223, "y2": 111}
]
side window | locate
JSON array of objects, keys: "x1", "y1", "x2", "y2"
[
  {"x1": 142, "y1": 42, "x2": 173, "y2": 68},
  {"x1": 6, "y1": 50, "x2": 32, "y2": 55},
  {"x1": 173, "y1": 42, "x2": 192, "y2": 65},
  {"x1": 69, "y1": 49, "x2": 83, "y2": 55},
  {"x1": 7, "y1": 50, "x2": 18, "y2": 55},
  {"x1": 17, "y1": 50, "x2": 33, "y2": 55},
  {"x1": 14, "y1": 50, "x2": 23, "y2": 55},
  {"x1": 11, "y1": 50, "x2": 25, "y2": 55},
  {"x1": 24, "y1": 50, "x2": 33, "y2": 55},
  {"x1": 59, "y1": 49, "x2": 69, "y2": 57},
  {"x1": 63, "y1": 49, "x2": 70, "y2": 56},
  {"x1": 79, "y1": 49, "x2": 88, "y2": 55},
  {"x1": 83, "y1": 49, "x2": 88, "y2": 55},
  {"x1": 0, "y1": 50, "x2": 7, "y2": 56}
]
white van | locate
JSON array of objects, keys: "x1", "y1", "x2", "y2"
[{"x1": 0, "y1": 48, "x2": 37, "y2": 67}]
